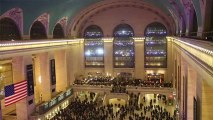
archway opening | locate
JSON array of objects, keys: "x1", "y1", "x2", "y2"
[
  {"x1": 30, "y1": 21, "x2": 47, "y2": 40},
  {"x1": 0, "y1": 18, "x2": 21, "y2": 40},
  {"x1": 109, "y1": 98, "x2": 126, "y2": 106},
  {"x1": 53, "y1": 23, "x2": 65, "y2": 39},
  {"x1": 191, "y1": 10, "x2": 198, "y2": 37}
]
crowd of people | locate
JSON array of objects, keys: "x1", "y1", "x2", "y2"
[
  {"x1": 74, "y1": 75, "x2": 173, "y2": 88},
  {"x1": 50, "y1": 93, "x2": 176, "y2": 120}
]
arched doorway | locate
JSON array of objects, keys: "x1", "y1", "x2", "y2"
[
  {"x1": 30, "y1": 21, "x2": 47, "y2": 40},
  {"x1": 53, "y1": 23, "x2": 65, "y2": 39},
  {"x1": 109, "y1": 98, "x2": 126, "y2": 106},
  {"x1": 0, "y1": 18, "x2": 21, "y2": 40},
  {"x1": 84, "y1": 25, "x2": 104, "y2": 68},
  {"x1": 113, "y1": 24, "x2": 135, "y2": 68}
]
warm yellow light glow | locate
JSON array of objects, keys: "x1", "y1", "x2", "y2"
[
  {"x1": 38, "y1": 76, "x2": 41, "y2": 84},
  {"x1": 103, "y1": 38, "x2": 113, "y2": 43},
  {"x1": 0, "y1": 66, "x2": 2, "y2": 69}
]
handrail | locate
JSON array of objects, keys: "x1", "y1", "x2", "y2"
[
  {"x1": 168, "y1": 37, "x2": 213, "y2": 73},
  {"x1": 177, "y1": 31, "x2": 213, "y2": 40},
  {"x1": 169, "y1": 37, "x2": 213, "y2": 55}
]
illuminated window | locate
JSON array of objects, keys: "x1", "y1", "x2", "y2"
[
  {"x1": 0, "y1": 18, "x2": 21, "y2": 40},
  {"x1": 113, "y1": 24, "x2": 135, "y2": 68},
  {"x1": 30, "y1": 21, "x2": 47, "y2": 40},
  {"x1": 53, "y1": 23, "x2": 65, "y2": 39},
  {"x1": 84, "y1": 25, "x2": 104, "y2": 68},
  {"x1": 0, "y1": 63, "x2": 13, "y2": 99},
  {"x1": 144, "y1": 22, "x2": 167, "y2": 68}
]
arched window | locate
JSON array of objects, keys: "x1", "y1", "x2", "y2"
[
  {"x1": 53, "y1": 23, "x2": 65, "y2": 39},
  {"x1": 113, "y1": 24, "x2": 134, "y2": 37},
  {"x1": 0, "y1": 18, "x2": 21, "y2": 40},
  {"x1": 144, "y1": 22, "x2": 167, "y2": 36},
  {"x1": 144, "y1": 22, "x2": 167, "y2": 68},
  {"x1": 30, "y1": 21, "x2": 47, "y2": 40},
  {"x1": 84, "y1": 25, "x2": 103, "y2": 38},
  {"x1": 113, "y1": 24, "x2": 135, "y2": 68},
  {"x1": 84, "y1": 25, "x2": 104, "y2": 68}
]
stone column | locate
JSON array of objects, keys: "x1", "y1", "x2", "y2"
[
  {"x1": 79, "y1": 41, "x2": 85, "y2": 75},
  {"x1": 135, "y1": 40, "x2": 144, "y2": 79},
  {"x1": 167, "y1": 40, "x2": 173, "y2": 83},
  {"x1": 68, "y1": 44, "x2": 81, "y2": 84},
  {"x1": 54, "y1": 50, "x2": 68, "y2": 92},
  {"x1": 104, "y1": 41, "x2": 113, "y2": 76},
  {"x1": 201, "y1": 79, "x2": 213, "y2": 119},
  {"x1": 185, "y1": 9, "x2": 195, "y2": 36},
  {"x1": 203, "y1": 0, "x2": 213, "y2": 34},
  {"x1": 0, "y1": 103, "x2": 2, "y2": 120},
  {"x1": 12, "y1": 56, "x2": 35, "y2": 120},
  {"x1": 34, "y1": 53, "x2": 51, "y2": 102},
  {"x1": 187, "y1": 65, "x2": 197, "y2": 120},
  {"x1": 180, "y1": 58, "x2": 187, "y2": 119}
]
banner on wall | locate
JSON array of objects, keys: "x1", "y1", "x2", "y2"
[
  {"x1": 50, "y1": 59, "x2": 56, "y2": 85},
  {"x1": 26, "y1": 64, "x2": 34, "y2": 96}
]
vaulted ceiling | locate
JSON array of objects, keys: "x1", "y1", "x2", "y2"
[{"x1": 0, "y1": 0, "x2": 204, "y2": 34}]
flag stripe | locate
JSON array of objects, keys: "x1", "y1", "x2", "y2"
[
  {"x1": 15, "y1": 84, "x2": 27, "y2": 90},
  {"x1": 4, "y1": 80, "x2": 28, "y2": 106},
  {"x1": 5, "y1": 94, "x2": 27, "y2": 106}
]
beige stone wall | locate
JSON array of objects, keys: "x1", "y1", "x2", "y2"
[
  {"x1": 79, "y1": 39, "x2": 170, "y2": 81},
  {"x1": 78, "y1": 6, "x2": 173, "y2": 37}
]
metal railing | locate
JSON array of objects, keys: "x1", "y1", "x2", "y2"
[{"x1": 177, "y1": 31, "x2": 213, "y2": 41}]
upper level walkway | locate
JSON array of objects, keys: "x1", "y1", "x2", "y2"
[{"x1": 71, "y1": 85, "x2": 174, "y2": 95}]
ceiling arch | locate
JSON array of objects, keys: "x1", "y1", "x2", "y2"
[
  {"x1": 68, "y1": 0, "x2": 176, "y2": 37},
  {"x1": 0, "y1": 0, "x2": 203, "y2": 36}
]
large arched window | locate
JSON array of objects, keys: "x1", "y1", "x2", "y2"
[
  {"x1": 0, "y1": 18, "x2": 21, "y2": 40},
  {"x1": 30, "y1": 21, "x2": 47, "y2": 40},
  {"x1": 144, "y1": 22, "x2": 167, "y2": 68},
  {"x1": 84, "y1": 25, "x2": 104, "y2": 68},
  {"x1": 113, "y1": 24, "x2": 135, "y2": 68},
  {"x1": 84, "y1": 25, "x2": 103, "y2": 38},
  {"x1": 113, "y1": 24, "x2": 134, "y2": 37},
  {"x1": 53, "y1": 23, "x2": 65, "y2": 39}
]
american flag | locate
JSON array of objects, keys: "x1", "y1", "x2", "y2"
[{"x1": 4, "y1": 80, "x2": 28, "y2": 106}]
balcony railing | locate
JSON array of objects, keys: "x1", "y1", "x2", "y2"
[{"x1": 168, "y1": 37, "x2": 213, "y2": 75}]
